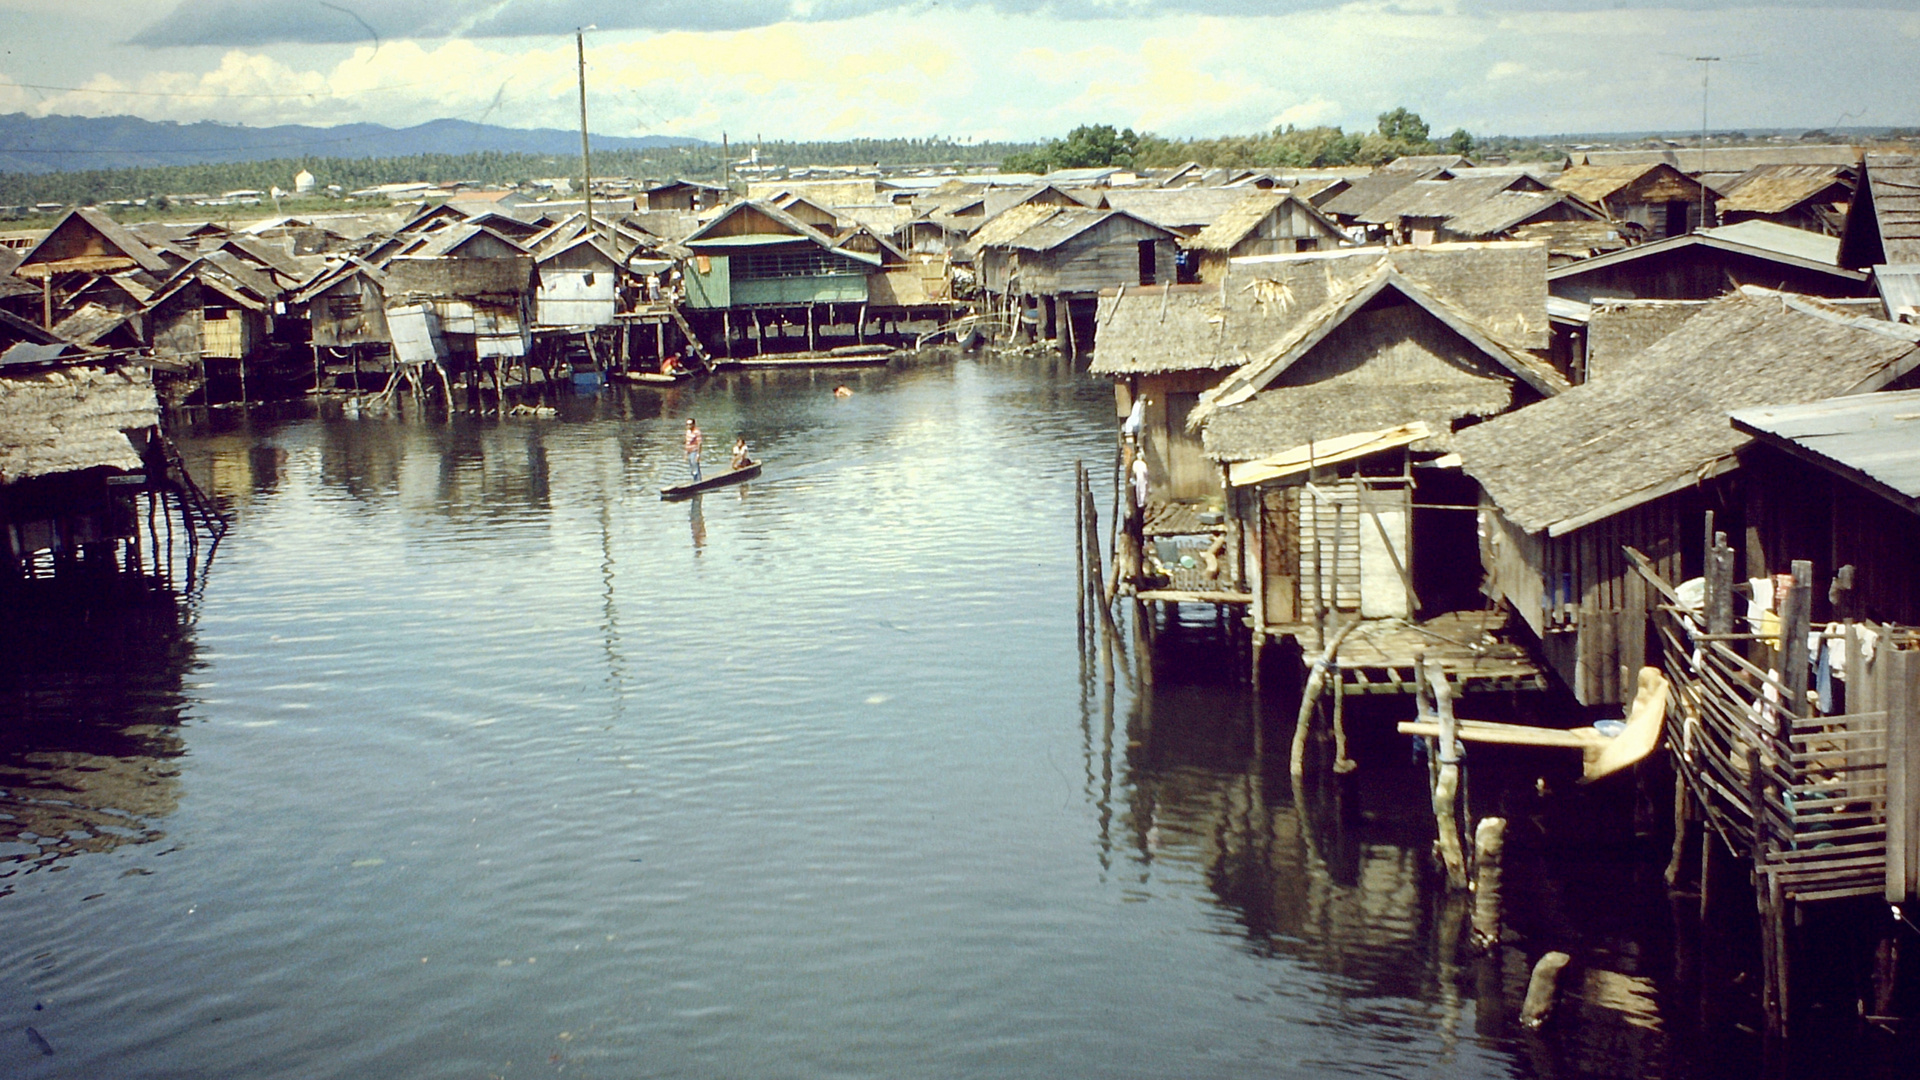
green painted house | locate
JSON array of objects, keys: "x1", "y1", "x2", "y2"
[{"x1": 681, "y1": 201, "x2": 879, "y2": 310}]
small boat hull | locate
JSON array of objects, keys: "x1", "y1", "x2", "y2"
[
  {"x1": 661, "y1": 461, "x2": 762, "y2": 500},
  {"x1": 614, "y1": 371, "x2": 687, "y2": 386}
]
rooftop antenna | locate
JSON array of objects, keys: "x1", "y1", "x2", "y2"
[
  {"x1": 577, "y1": 25, "x2": 597, "y2": 229},
  {"x1": 1693, "y1": 55, "x2": 1719, "y2": 234}
]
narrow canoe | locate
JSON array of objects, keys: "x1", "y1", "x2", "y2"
[{"x1": 660, "y1": 460, "x2": 762, "y2": 500}]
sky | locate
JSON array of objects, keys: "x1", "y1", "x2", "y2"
[{"x1": 1, "y1": 1, "x2": 1916, "y2": 142}]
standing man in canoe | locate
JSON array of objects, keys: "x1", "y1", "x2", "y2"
[{"x1": 684, "y1": 418, "x2": 703, "y2": 482}]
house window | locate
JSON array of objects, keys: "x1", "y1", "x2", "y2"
[
  {"x1": 1295, "y1": 237, "x2": 1319, "y2": 253},
  {"x1": 1138, "y1": 240, "x2": 1157, "y2": 286},
  {"x1": 735, "y1": 247, "x2": 865, "y2": 280},
  {"x1": 332, "y1": 296, "x2": 363, "y2": 318}
]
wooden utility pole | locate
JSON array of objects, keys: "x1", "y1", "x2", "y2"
[{"x1": 577, "y1": 27, "x2": 595, "y2": 229}]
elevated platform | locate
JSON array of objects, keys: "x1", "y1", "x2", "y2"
[{"x1": 1265, "y1": 609, "x2": 1547, "y2": 694}]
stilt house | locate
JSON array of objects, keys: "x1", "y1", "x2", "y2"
[
  {"x1": 1, "y1": 344, "x2": 158, "y2": 580},
  {"x1": 1189, "y1": 244, "x2": 1562, "y2": 627},
  {"x1": 1455, "y1": 289, "x2": 1920, "y2": 705},
  {"x1": 1553, "y1": 163, "x2": 1713, "y2": 240},
  {"x1": 1181, "y1": 193, "x2": 1347, "y2": 283}
]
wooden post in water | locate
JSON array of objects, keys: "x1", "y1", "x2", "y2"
[
  {"x1": 1520, "y1": 952, "x2": 1571, "y2": 1029},
  {"x1": 1431, "y1": 665, "x2": 1469, "y2": 891},
  {"x1": 1471, "y1": 817, "x2": 1506, "y2": 950},
  {"x1": 1075, "y1": 462, "x2": 1088, "y2": 655}
]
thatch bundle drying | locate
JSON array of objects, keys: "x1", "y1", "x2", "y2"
[
  {"x1": 1455, "y1": 289, "x2": 1920, "y2": 535},
  {"x1": 0, "y1": 363, "x2": 155, "y2": 483}
]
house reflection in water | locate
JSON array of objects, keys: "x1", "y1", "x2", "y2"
[
  {"x1": 1090, "y1": 615, "x2": 1672, "y2": 1069},
  {"x1": 0, "y1": 590, "x2": 195, "y2": 890}
]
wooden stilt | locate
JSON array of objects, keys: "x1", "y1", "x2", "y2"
[
  {"x1": 1520, "y1": 952, "x2": 1571, "y2": 1028},
  {"x1": 1430, "y1": 664, "x2": 1469, "y2": 891},
  {"x1": 1471, "y1": 817, "x2": 1506, "y2": 950},
  {"x1": 1667, "y1": 773, "x2": 1690, "y2": 888},
  {"x1": 1698, "y1": 826, "x2": 1713, "y2": 921}
]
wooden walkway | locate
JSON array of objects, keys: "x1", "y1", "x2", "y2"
[{"x1": 1265, "y1": 609, "x2": 1547, "y2": 694}]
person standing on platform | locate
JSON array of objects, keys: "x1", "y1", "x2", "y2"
[{"x1": 684, "y1": 418, "x2": 704, "y2": 482}]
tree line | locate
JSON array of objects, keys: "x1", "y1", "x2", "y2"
[
  {"x1": 1003, "y1": 109, "x2": 1535, "y2": 173},
  {"x1": 0, "y1": 136, "x2": 1036, "y2": 212}
]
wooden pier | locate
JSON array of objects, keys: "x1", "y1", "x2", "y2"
[{"x1": 1263, "y1": 609, "x2": 1547, "y2": 695}]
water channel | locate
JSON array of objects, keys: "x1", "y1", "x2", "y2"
[{"x1": 0, "y1": 351, "x2": 1903, "y2": 1077}]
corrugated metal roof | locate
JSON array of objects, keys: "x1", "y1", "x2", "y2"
[
  {"x1": 0, "y1": 341, "x2": 85, "y2": 369},
  {"x1": 1730, "y1": 388, "x2": 1920, "y2": 511},
  {"x1": 1877, "y1": 263, "x2": 1920, "y2": 322},
  {"x1": 1699, "y1": 220, "x2": 1841, "y2": 265}
]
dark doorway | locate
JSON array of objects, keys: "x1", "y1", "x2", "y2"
[
  {"x1": 1666, "y1": 200, "x2": 1691, "y2": 238},
  {"x1": 1138, "y1": 241, "x2": 1157, "y2": 285},
  {"x1": 1410, "y1": 467, "x2": 1485, "y2": 616}
]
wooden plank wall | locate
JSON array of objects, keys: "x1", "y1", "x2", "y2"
[
  {"x1": 1296, "y1": 481, "x2": 1362, "y2": 613},
  {"x1": 1539, "y1": 491, "x2": 1698, "y2": 705}
]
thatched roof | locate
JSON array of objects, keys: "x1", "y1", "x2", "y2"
[
  {"x1": 1202, "y1": 378, "x2": 1510, "y2": 462},
  {"x1": 1318, "y1": 171, "x2": 1429, "y2": 219},
  {"x1": 17, "y1": 208, "x2": 171, "y2": 278},
  {"x1": 52, "y1": 303, "x2": 136, "y2": 347},
  {"x1": 291, "y1": 257, "x2": 387, "y2": 305},
  {"x1": 1568, "y1": 146, "x2": 1862, "y2": 173},
  {"x1": 1355, "y1": 173, "x2": 1547, "y2": 225},
  {"x1": 970, "y1": 206, "x2": 1173, "y2": 254},
  {"x1": 1455, "y1": 288, "x2": 1920, "y2": 535},
  {"x1": 1091, "y1": 242, "x2": 1553, "y2": 379},
  {"x1": 1191, "y1": 263, "x2": 1561, "y2": 429},
  {"x1": 1553, "y1": 163, "x2": 1699, "y2": 204},
  {"x1": 1235, "y1": 241, "x2": 1552, "y2": 349},
  {"x1": 1714, "y1": 163, "x2": 1854, "y2": 216},
  {"x1": 1585, "y1": 299, "x2": 1711, "y2": 381},
  {"x1": 0, "y1": 361, "x2": 155, "y2": 482},
  {"x1": 1098, "y1": 187, "x2": 1259, "y2": 232},
  {"x1": 1184, "y1": 192, "x2": 1343, "y2": 253},
  {"x1": 1442, "y1": 190, "x2": 1602, "y2": 238},
  {"x1": 1088, "y1": 285, "x2": 1248, "y2": 376}
]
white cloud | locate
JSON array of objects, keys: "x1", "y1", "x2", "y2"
[{"x1": 0, "y1": 3, "x2": 1914, "y2": 141}]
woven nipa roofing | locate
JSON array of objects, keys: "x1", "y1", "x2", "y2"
[{"x1": 1455, "y1": 288, "x2": 1920, "y2": 535}]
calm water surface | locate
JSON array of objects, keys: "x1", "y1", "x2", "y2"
[{"x1": 0, "y1": 352, "x2": 1862, "y2": 1078}]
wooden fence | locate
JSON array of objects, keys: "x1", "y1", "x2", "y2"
[{"x1": 1631, "y1": 538, "x2": 1920, "y2": 1033}]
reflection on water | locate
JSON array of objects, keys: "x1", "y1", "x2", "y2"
[
  {"x1": 0, "y1": 591, "x2": 193, "y2": 893},
  {"x1": 0, "y1": 354, "x2": 1905, "y2": 1078}
]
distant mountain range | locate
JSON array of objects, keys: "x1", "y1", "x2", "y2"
[{"x1": 0, "y1": 114, "x2": 705, "y2": 174}]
